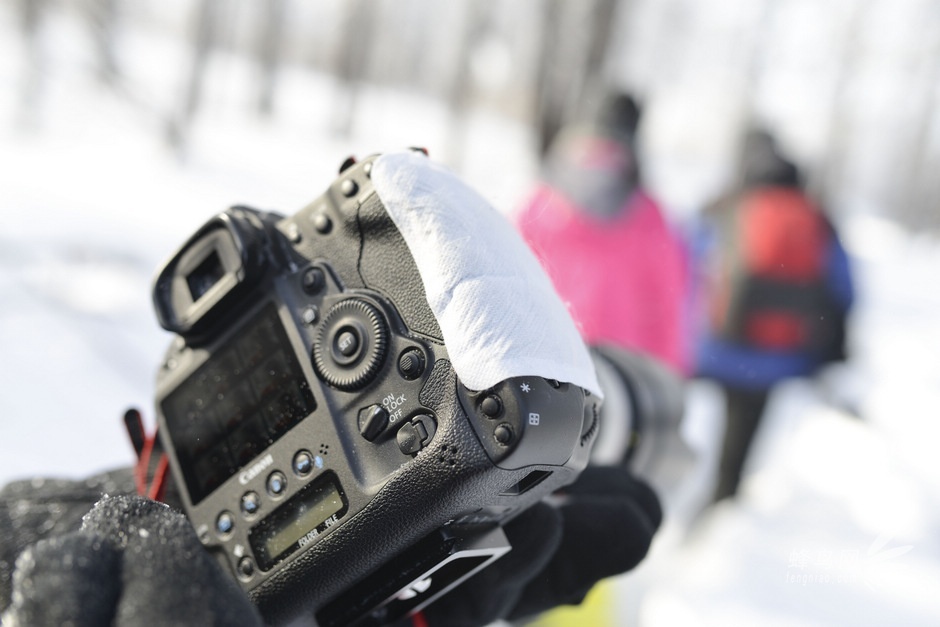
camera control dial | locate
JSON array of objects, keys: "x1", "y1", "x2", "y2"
[{"x1": 313, "y1": 299, "x2": 389, "y2": 391}]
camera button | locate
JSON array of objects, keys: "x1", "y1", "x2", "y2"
[
  {"x1": 494, "y1": 424, "x2": 514, "y2": 446},
  {"x1": 293, "y1": 450, "x2": 314, "y2": 476},
  {"x1": 267, "y1": 471, "x2": 287, "y2": 497},
  {"x1": 286, "y1": 222, "x2": 302, "y2": 243},
  {"x1": 480, "y1": 394, "x2": 502, "y2": 418},
  {"x1": 336, "y1": 330, "x2": 359, "y2": 357},
  {"x1": 397, "y1": 414, "x2": 437, "y2": 455},
  {"x1": 313, "y1": 211, "x2": 333, "y2": 234},
  {"x1": 396, "y1": 423, "x2": 423, "y2": 455},
  {"x1": 398, "y1": 348, "x2": 426, "y2": 380},
  {"x1": 302, "y1": 267, "x2": 326, "y2": 294},
  {"x1": 314, "y1": 299, "x2": 389, "y2": 390},
  {"x1": 302, "y1": 305, "x2": 319, "y2": 325},
  {"x1": 237, "y1": 557, "x2": 255, "y2": 579},
  {"x1": 340, "y1": 179, "x2": 359, "y2": 197},
  {"x1": 216, "y1": 511, "x2": 235, "y2": 536},
  {"x1": 240, "y1": 491, "x2": 261, "y2": 516}
]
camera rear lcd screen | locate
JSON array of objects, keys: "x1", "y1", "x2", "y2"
[{"x1": 162, "y1": 304, "x2": 316, "y2": 504}]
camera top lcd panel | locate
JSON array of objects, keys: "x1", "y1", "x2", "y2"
[{"x1": 151, "y1": 153, "x2": 600, "y2": 626}]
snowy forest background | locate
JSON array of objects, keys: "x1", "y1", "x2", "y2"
[{"x1": 1, "y1": 1, "x2": 939, "y2": 626}]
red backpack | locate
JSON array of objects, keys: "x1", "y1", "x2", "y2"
[{"x1": 709, "y1": 187, "x2": 842, "y2": 355}]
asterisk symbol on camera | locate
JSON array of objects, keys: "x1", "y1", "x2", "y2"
[{"x1": 520, "y1": 383, "x2": 531, "y2": 393}]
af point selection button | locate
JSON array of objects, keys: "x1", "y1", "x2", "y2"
[{"x1": 398, "y1": 348, "x2": 426, "y2": 380}]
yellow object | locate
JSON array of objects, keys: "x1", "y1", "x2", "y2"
[{"x1": 527, "y1": 579, "x2": 616, "y2": 627}]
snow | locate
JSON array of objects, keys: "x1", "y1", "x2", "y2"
[{"x1": 1, "y1": 7, "x2": 938, "y2": 626}]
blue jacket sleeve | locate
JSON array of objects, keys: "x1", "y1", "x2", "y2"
[{"x1": 825, "y1": 234, "x2": 855, "y2": 313}]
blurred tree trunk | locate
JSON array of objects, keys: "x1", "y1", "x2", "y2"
[
  {"x1": 534, "y1": 0, "x2": 623, "y2": 158},
  {"x1": 444, "y1": 0, "x2": 486, "y2": 168},
  {"x1": 84, "y1": 0, "x2": 120, "y2": 85},
  {"x1": 815, "y1": 0, "x2": 868, "y2": 217},
  {"x1": 255, "y1": 0, "x2": 286, "y2": 117},
  {"x1": 905, "y1": 40, "x2": 940, "y2": 230},
  {"x1": 331, "y1": 0, "x2": 373, "y2": 137},
  {"x1": 534, "y1": 0, "x2": 569, "y2": 157},
  {"x1": 16, "y1": 0, "x2": 47, "y2": 130},
  {"x1": 579, "y1": 0, "x2": 621, "y2": 118},
  {"x1": 168, "y1": 0, "x2": 221, "y2": 152}
]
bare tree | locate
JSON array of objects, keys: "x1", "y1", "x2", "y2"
[
  {"x1": 533, "y1": 0, "x2": 570, "y2": 156},
  {"x1": 533, "y1": 0, "x2": 624, "y2": 157},
  {"x1": 82, "y1": 0, "x2": 120, "y2": 85},
  {"x1": 814, "y1": 0, "x2": 869, "y2": 218},
  {"x1": 14, "y1": 0, "x2": 48, "y2": 130},
  {"x1": 443, "y1": 0, "x2": 487, "y2": 167},
  {"x1": 255, "y1": 0, "x2": 287, "y2": 117},
  {"x1": 905, "y1": 47, "x2": 940, "y2": 230},
  {"x1": 331, "y1": 0, "x2": 374, "y2": 137},
  {"x1": 167, "y1": 0, "x2": 222, "y2": 152}
]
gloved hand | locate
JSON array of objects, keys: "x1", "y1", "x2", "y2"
[
  {"x1": 418, "y1": 465, "x2": 662, "y2": 627},
  {"x1": 0, "y1": 481, "x2": 262, "y2": 627},
  {"x1": 0, "y1": 465, "x2": 659, "y2": 627}
]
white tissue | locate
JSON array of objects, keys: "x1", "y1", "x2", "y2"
[{"x1": 371, "y1": 151, "x2": 602, "y2": 398}]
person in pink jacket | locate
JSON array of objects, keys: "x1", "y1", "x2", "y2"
[{"x1": 516, "y1": 93, "x2": 690, "y2": 375}]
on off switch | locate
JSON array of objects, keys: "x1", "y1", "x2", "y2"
[{"x1": 359, "y1": 405, "x2": 389, "y2": 441}]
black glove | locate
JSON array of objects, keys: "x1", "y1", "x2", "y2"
[
  {"x1": 0, "y1": 466, "x2": 659, "y2": 627},
  {"x1": 0, "y1": 481, "x2": 261, "y2": 627},
  {"x1": 418, "y1": 465, "x2": 662, "y2": 627}
]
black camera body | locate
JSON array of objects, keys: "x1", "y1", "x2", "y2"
[{"x1": 152, "y1": 154, "x2": 600, "y2": 626}]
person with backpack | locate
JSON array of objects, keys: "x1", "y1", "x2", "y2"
[
  {"x1": 693, "y1": 128, "x2": 855, "y2": 503},
  {"x1": 514, "y1": 93, "x2": 691, "y2": 626},
  {"x1": 516, "y1": 92, "x2": 690, "y2": 376}
]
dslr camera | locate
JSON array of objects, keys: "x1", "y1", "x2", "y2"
[{"x1": 151, "y1": 153, "x2": 600, "y2": 626}]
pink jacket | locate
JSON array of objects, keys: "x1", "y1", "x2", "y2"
[{"x1": 516, "y1": 185, "x2": 689, "y2": 374}]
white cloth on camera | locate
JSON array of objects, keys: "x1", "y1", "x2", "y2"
[{"x1": 371, "y1": 150, "x2": 602, "y2": 398}]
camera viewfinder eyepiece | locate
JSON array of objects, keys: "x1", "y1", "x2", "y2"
[{"x1": 153, "y1": 210, "x2": 270, "y2": 341}]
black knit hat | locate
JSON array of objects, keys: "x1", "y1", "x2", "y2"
[
  {"x1": 595, "y1": 92, "x2": 642, "y2": 143},
  {"x1": 740, "y1": 128, "x2": 802, "y2": 188}
]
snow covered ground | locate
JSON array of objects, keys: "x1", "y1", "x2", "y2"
[{"x1": 1, "y1": 9, "x2": 938, "y2": 626}]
